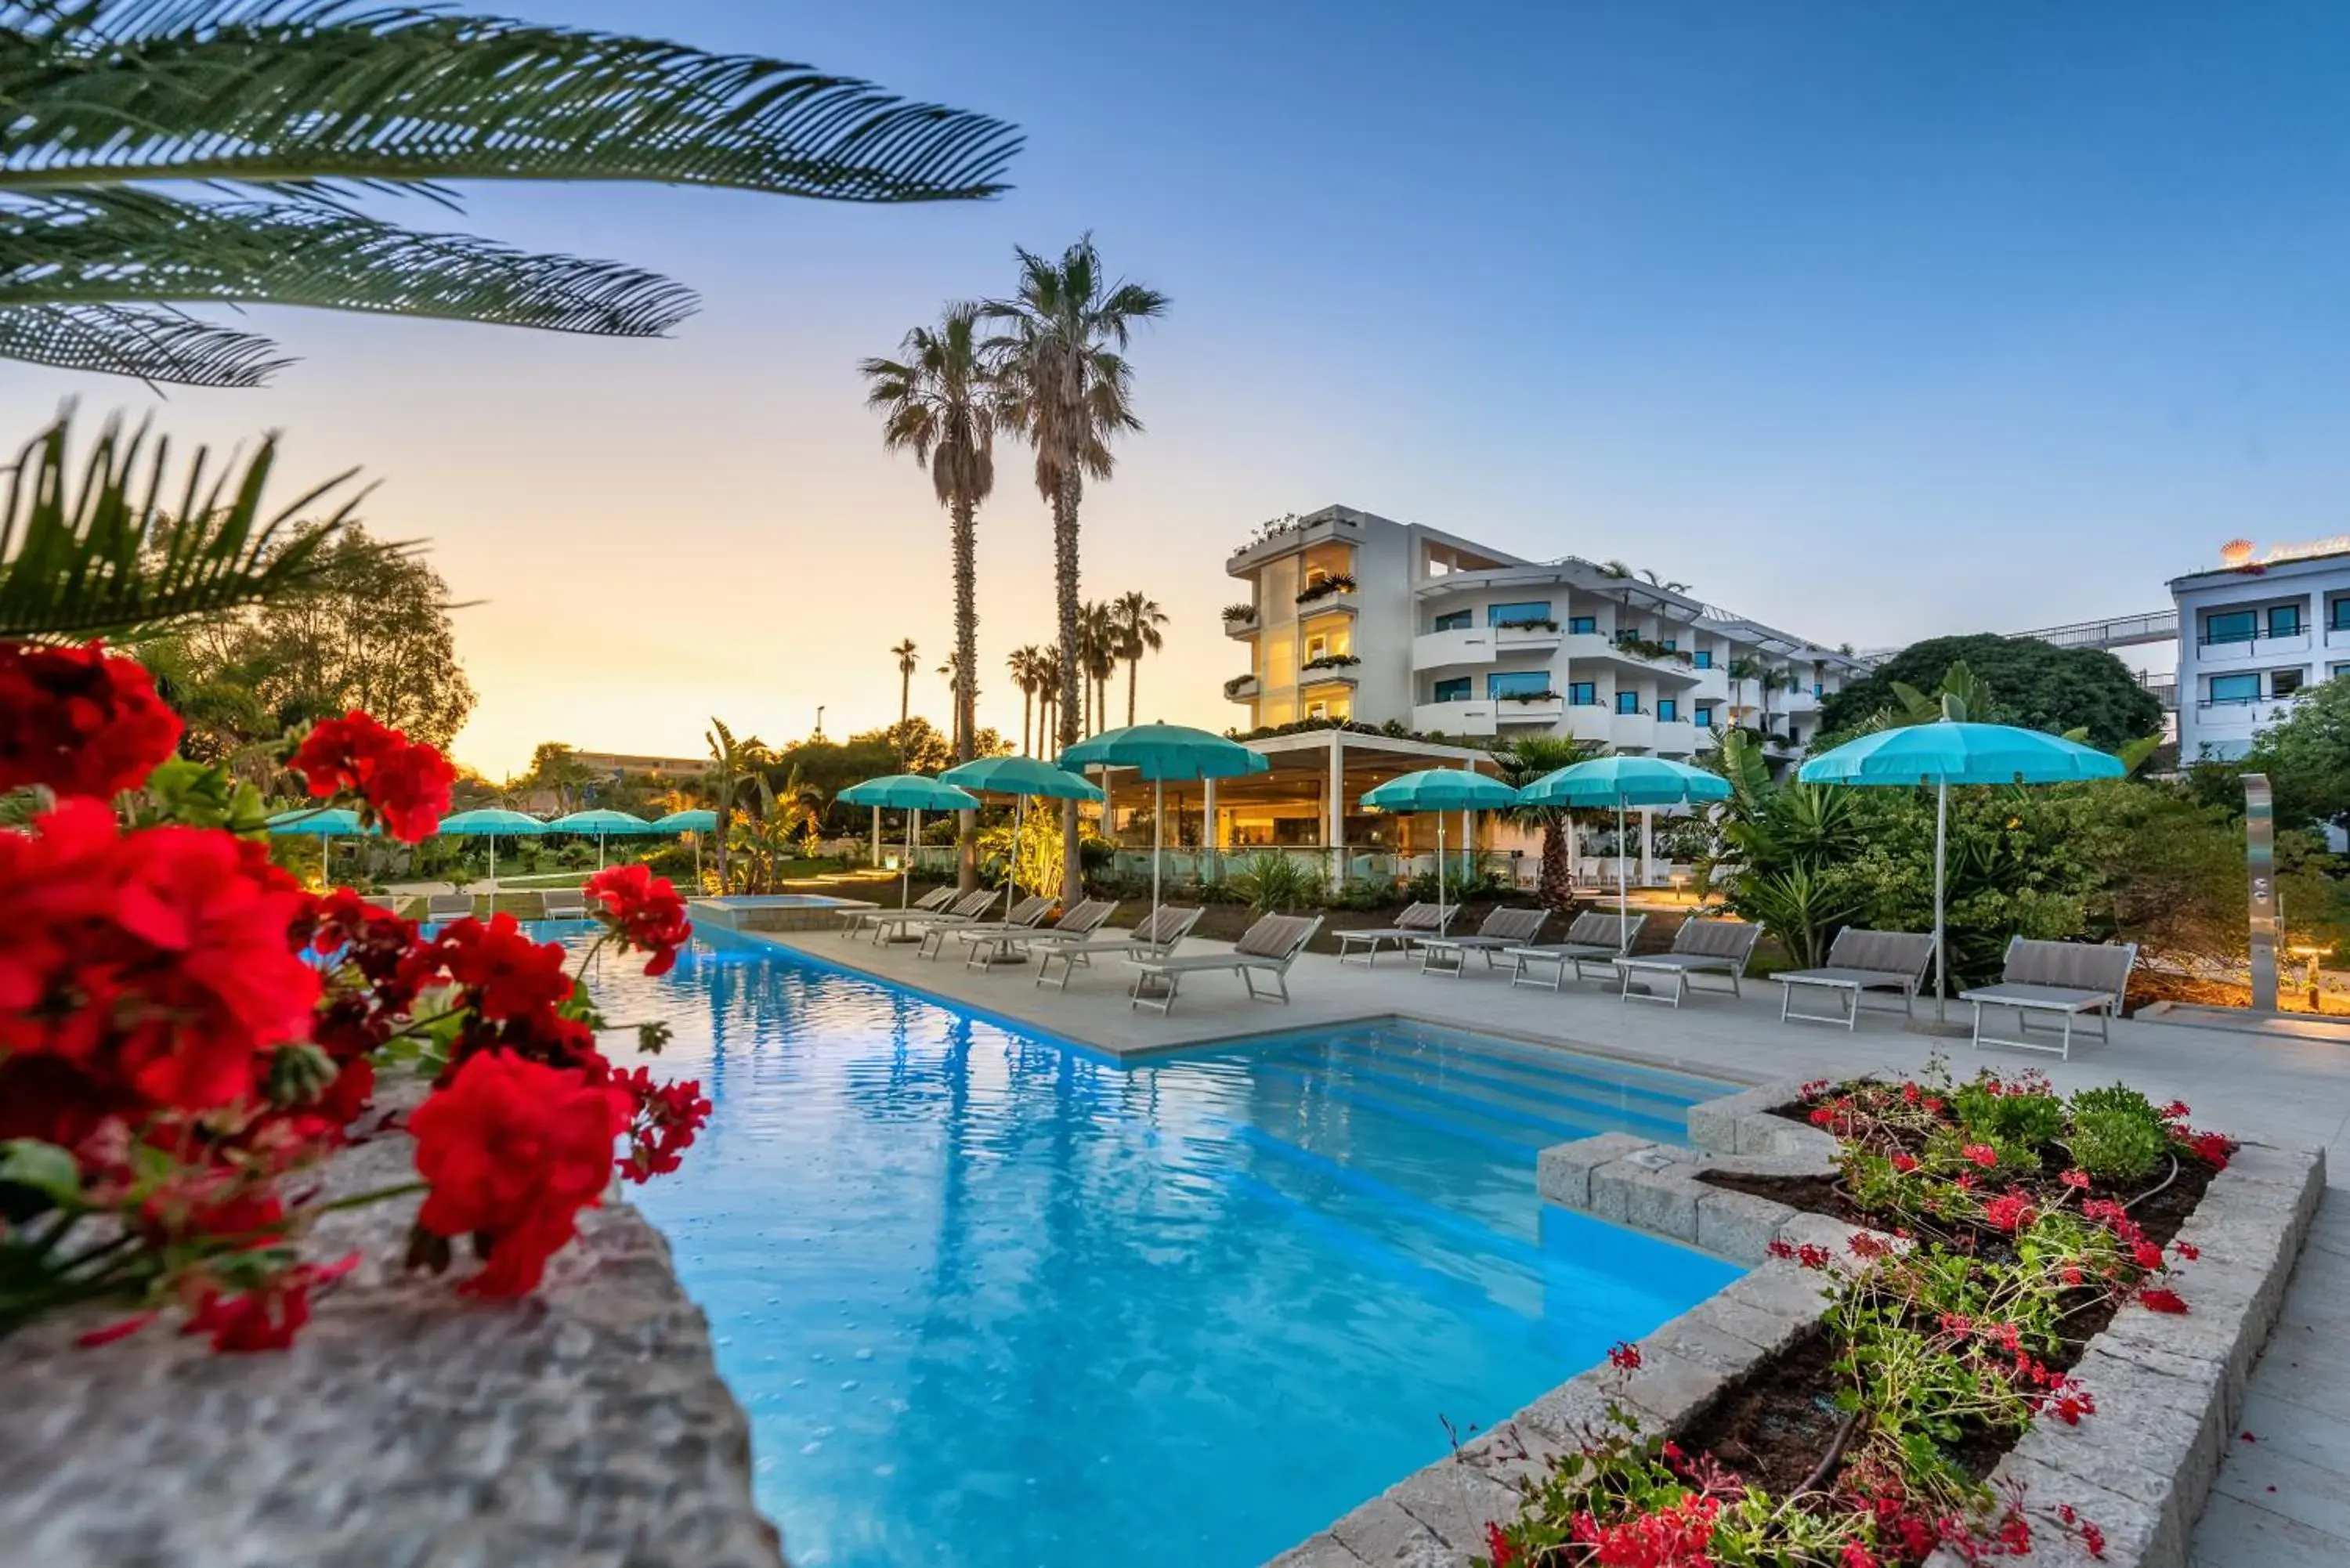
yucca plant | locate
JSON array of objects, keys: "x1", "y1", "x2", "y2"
[
  {"x1": 1229, "y1": 849, "x2": 1320, "y2": 917},
  {"x1": 0, "y1": 1, "x2": 1019, "y2": 386}
]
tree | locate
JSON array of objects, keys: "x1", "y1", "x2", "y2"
[
  {"x1": 2244, "y1": 674, "x2": 2350, "y2": 831},
  {"x1": 1007, "y1": 644, "x2": 1050, "y2": 755},
  {"x1": 1706, "y1": 729, "x2": 1868, "y2": 969},
  {"x1": 1111, "y1": 590, "x2": 1168, "y2": 726},
  {"x1": 159, "y1": 522, "x2": 476, "y2": 752},
  {"x1": 515, "y1": 742, "x2": 598, "y2": 815},
  {"x1": 1078, "y1": 599, "x2": 1119, "y2": 735},
  {"x1": 0, "y1": 3, "x2": 1018, "y2": 386},
  {"x1": 987, "y1": 235, "x2": 1169, "y2": 898},
  {"x1": 1494, "y1": 735, "x2": 1600, "y2": 910},
  {"x1": 888, "y1": 637, "x2": 920, "y2": 757},
  {"x1": 1819, "y1": 634, "x2": 2162, "y2": 752},
  {"x1": 703, "y1": 719, "x2": 769, "y2": 890}
]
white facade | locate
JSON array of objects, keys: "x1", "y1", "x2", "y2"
[
  {"x1": 2171, "y1": 547, "x2": 2350, "y2": 761},
  {"x1": 1223, "y1": 505, "x2": 1864, "y2": 761}
]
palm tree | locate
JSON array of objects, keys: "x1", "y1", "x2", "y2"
[
  {"x1": 703, "y1": 717, "x2": 768, "y2": 892},
  {"x1": 0, "y1": 4, "x2": 1018, "y2": 387},
  {"x1": 1077, "y1": 600, "x2": 1119, "y2": 735},
  {"x1": 1495, "y1": 735, "x2": 1602, "y2": 911},
  {"x1": 987, "y1": 235, "x2": 1169, "y2": 898},
  {"x1": 1638, "y1": 567, "x2": 1692, "y2": 593},
  {"x1": 1007, "y1": 645, "x2": 1048, "y2": 756},
  {"x1": 1111, "y1": 590, "x2": 1168, "y2": 726},
  {"x1": 1726, "y1": 655, "x2": 1766, "y2": 727},
  {"x1": 889, "y1": 638, "x2": 919, "y2": 761},
  {"x1": 1034, "y1": 641, "x2": 1061, "y2": 757},
  {"x1": 936, "y1": 652, "x2": 972, "y2": 751}
]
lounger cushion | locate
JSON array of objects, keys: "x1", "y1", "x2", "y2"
[
  {"x1": 1826, "y1": 929, "x2": 1935, "y2": 977},
  {"x1": 1619, "y1": 952, "x2": 1744, "y2": 973},
  {"x1": 1668, "y1": 919, "x2": 1761, "y2": 960},
  {"x1": 1777, "y1": 966, "x2": 1923, "y2": 991},
  {"x1": 2001, "y1": 940, "x2": 2134, "y2": 999},
  {"x1": 1959, "y1": 981, "x2": 2113, "y2": 1014}
]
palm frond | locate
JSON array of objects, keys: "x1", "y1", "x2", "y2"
[
  {"x1": 0, "y1": 299, "x2": 286, "y2": 384},
  {"x1": 0, "y1": 2, "x2": 1021, "y2": 204},
  {"x1": 1, "y1": 190, "x2": 696, "y2": 336},
  {"x1": 0, "y1": 406, "x2": 368, "y2": 640}
]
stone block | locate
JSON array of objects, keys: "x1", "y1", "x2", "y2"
[
  {"x1": 1719, "y1": 1259, "x2": 1835, "y2": 1323},
  {"x1": 1385, "y1": 1462, "x2": 1524, "y2": 1553},
  {"x1": 1267, "y1": 1534, "x2": 1371, "y2": 1568},
  {"x1": 1455, "y1": 1420, "x2": 1575, "y2": 1498},
  {"x1": 1612, "y1": 1346, "x2": 1731, "y2": 1430},
  {"x1": 1612, "y1": 1165, "x2": 1701, "y2": 1243},
  {"x1": 1989, "y1": 1451, "x2": 2175, "y2": 1568},
  {"x1": 1642, "y1": 1308, "x2": 1775, "y2": 1378},
  {"x1": 1330, "y1": 1497, "x2": 1469, "y2": 1568},
  {"x1": 1516, "y1": 1373, "x2": 1624, "y2": 1448},
  {"x1": 1686, "y1": 1082, "x2": 1799, "y2": 1154},
  {"x1": 2063, "y1": 1346, "x2": 2226, "y2": 1519},
  {"x1": 1690, "y1": 1288, "x2": 1816, "y2": 1359},
  {"x1": 1535, "y1": 1133, "x2": 1652, "y2": 1210},
  {"x1": 1695, "y1": 1187, "x2": 1797, "y2": 1264}
]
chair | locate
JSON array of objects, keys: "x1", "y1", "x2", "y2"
[
  {"x1": 425, "y1": 892, "x2": 475, "y2": 921},
  {"x1": 1773, "y1": 929, "x2": 1937, "y2": 1028},
  {"x1": 1128, "y1": 914, "x2": 1325, "y2": 1013},
  {"x1": 844, "y1": 884, "x2": 955, "y2": 940},
  {"x1": 1333, "y1": 902, "x2": 1455, "y2": 966},
  {"x1": 1035, "y1": 905, "x2": 1203, "y2": 989},
  {"x1": 1613, "y1": 917, "x2": 1763, "y2": 1007},
  {"x1": 360, "y1": 894, "x2": 404, "y2": 916},
  {"x1": 924, "y1": 893, "x2": 1054, "y2": 959},
  {"x1": 1413, "y1": 905, "x2": 1549, "y2": 977},
  {"x1": 1960, "y1": 938, "x2": 2138, "y2": 1060},
  {"x1": 866, "y1": 887, "x2": 1000, "y2": 945},
  {"x1": 1505, "y1": 912, "x2": 1647, "y2": 991},
  {"x1": 541, "y1": 889, "x2": 588, "y2": 919},
  {"x1": 963, "y1": 898, "x2": 1118, "y2": 970}
]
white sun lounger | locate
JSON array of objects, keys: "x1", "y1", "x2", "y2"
[
  {"x1": 1614, "y1": 918, "x2": 1763, "y2": 1007},
  {"x1": 1334, "y1": 902, "x2": 1455, "y2": 966},
  {"x1": 1504, "y1": 912, "x2": 1647, "y2": 990},
  {"x1": 1775, "y1": 929, "x2": 1936, "y2": 1028},
  {"x1": 1128, "y1": 913, "x2": 1325, "y2": 1013},
  {"x1": 961, "y1": 898, "x2": 1118, "y2": 970},
  {"x1": 866, "y1": 887, "x2": 1000, "y2": 945},
  {"x1": 924, "y1": 893, "x2": 1055, "y2": 959},
  {"x1": 844, "y1": 884, "x2": 955, "y2": 939},
  {"x1": 1034, "y1": 905, "x2": 1203, "y2": 989},
  {"x1": 1961, "y1": 938, "x2": 2138, "y2": 1060},
  {"x1": 1412, "y1": 905, "x2": 1549, "y2": 977},
  {"x1": 541, "y1": 889, "x2": 588, "y2": 919},
  {"x1": 425, "y1": 892, "x2": 475, "y2": 921}
]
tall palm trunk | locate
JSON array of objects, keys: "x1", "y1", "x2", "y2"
[
  {"x1": 1126, "y1": 655, "x2": 1139, "y2": 727},
  {"x1": 1055, "y1": 477, "x2": 1083, "y2": 901},
  {"x1": 952, "y1": 494, "x2": 979, "y2": 891},
  {"x1": 898, "y1": 667, "x2": 912, "y2": 762},
  {"x1": 1537, "y1": 812, "x2": 1572, "y2": 911}
]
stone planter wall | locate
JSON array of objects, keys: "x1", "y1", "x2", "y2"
[
  {"x1": 1269, "y1": 1078, "x2": 2325, "y2": 1568},
  {"x1": 0, "y1": 1093, "x2": 784, "y2": 1568}
]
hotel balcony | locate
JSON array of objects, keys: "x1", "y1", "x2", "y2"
[
  {"x1": 1222, "y1": 607, "x2": 1259, "y2": 640},
  {"x1": 1493, "y1": 695, "x2": 1565, "y2": 725},
  {"x1": 1651, "y1": 719, "x2": 1698, "y2": 755},
  {"x1": 2327, "y1": 623, "x2": 2350, "y2": 653},
  {"x1": 1564, "y1": 705, "x2": 1613, "y2": 745},
  {"x1": 2193, "y1": 695, "x2": 2300, "y2": 739},
  {"x1": 1781, "y1": 688, "x2": 1822, "y2": 714},
  {"x1": 1493, "y1": 620, "x2": 1564, "y2": 653},
  {"x1": 2197, "y1": 632, "x2": 2310, "y2": 666},
  {"x1": 1224, "y1": 673, "x2": 1259, "y2": 703},
  {"x1": 1610, "y1": 712, "x2": 1657, "y2": 750},
  {"x1": 1411, "y1": 699, "x2": 1496, "y2": 737}
]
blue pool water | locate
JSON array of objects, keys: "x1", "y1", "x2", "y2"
[{"x1": 580, "y1": 928, "x2": 1743, "y2": 1568}]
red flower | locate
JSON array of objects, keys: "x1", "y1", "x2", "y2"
[
  {"x1": 1961, "y1": 1143, "x2": 2000, "y2": 1169},
  {"x1": 0, "y1": 639, "x2": 182, "y2": 800},
  {"x1": 288, "y1": 711, "x2": 454, "y2": 842},
  {"x1": 1841, "y1": 1544, "x2": 1877, "y2": 1568},
  {"x1": 584, "y1": 863, "x2": 692, "y2": 976},
  {"x1": 182, "y1": 1253, "x2": 359, "y2": 1353},
  {"x1": 0, "y1": 800, "x2": 320, "y2": 1113},
  {"x1": 1983, "y1": 1193, "x2": 2037, "y2": 1234},
  {"x1": 2081, "y1": 1522, "x2": 2107, "y2": 1559},
  {"x1": 426, "y1": 913, "x2": 573, "y2": 1021},
  {"x1": 2187, "y1": 1131, "x2": 2233, "y2": 1170},
  {"x1": 408, "y1": 1051, "x2": 631, "y2": 1297},
  {"x1": 2160, "y1": 1100, "x2": 2191, "y2": 1122},
  {"x1": 1607, "y1": 1340, "x2": 1643, "y2": 1372},
  {"x1": 1890, "y1": 1151, "x2": 1919, "y2": 1173},
  {"x1": 1484, "y1": 1523, "x2": 1520, "y2": 1568},
  {"x1": 607, "y1": 1064, "x2": 711, "y2": 1183},
  {"x1": 2138, "y1": 1288, "x2": 2189, "y2": 1314},
  {"x1": 2131, "y1": 1240, "x2": 2164, "y2": 1271},
  {"x1": 2059, "y1": 1168, "x2": 2092, "y2": 1190},
  {"x1": 2175, "y1": 1241, "x2": 2200, "y2": 1262}
]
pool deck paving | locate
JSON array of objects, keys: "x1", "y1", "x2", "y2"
[{"x1": 760, "y1": 926, "x2": 2350, "y2": 1567}]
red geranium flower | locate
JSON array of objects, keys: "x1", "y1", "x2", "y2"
[
  {"x1": 1983, "y1": 1193, "x2": 2037, "y2": 1234},
  {"x1": 182, "y1": 1253, "x2": 359, "y2": 1353},
  {"x1": 606, "y1": 1064, "x2": 711, "y2": 1183},
  {"x1": 425, "y1": 913, "x2": 573, "y2": 1021},
  {"x1": 2059, "y1": 1168, "x2": 2092, "y2": 1189},
  {"x1": 0, "y1": 638, "x2": 182, "y2": 800},
  {"x1": 288, "y1": 711, "x2": 454, "y2": 842},
  {"x1": 408, "y1": 1051, "x2": 631, "y2": 1297},
  {"x1": 584, "y1": 863, "x2": 692, "y2": 975},
  {"x1": 1607, "y1": 1340, "x2": 1643, "y2": 1371},
  {"x1": 2138, "y1": 1288, "x2": 2189, "y2": 1314},
  {"x1": 1961, "y1": 1143, "x2": 2000, "y2": 1169}
]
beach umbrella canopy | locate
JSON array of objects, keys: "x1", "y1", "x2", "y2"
[
  {"x1": 652, "y1": 808, "x2": 720, "y2": 832},
  {"x1": 1059, "y1": 723, "x2": 1271, "y2": 921},
  {"x1": 1799, "y1": 721, "x2": 2124, "y2": 1021},
  {"x1": 1520, "y1": 757, "x2": 1731, "y2": 952},
  {"x1": 940, "y1": 757, "x2": 1105, "y2": 902},
  {"x1": 840, "y1": 775, "x2": 981, "y2": 908},
  {"x1": 266, "y1": 807, "x2": 371, "y2": 836},
  {"x1": 435, "y1": 808, "x2": 548, "y2": 896},
  {"x1": 546, "y1": 807, "x2": 656, "y2": 869},
  {"x1": 1361, "y1": 768, "x2": 1521, "y2": 930}
]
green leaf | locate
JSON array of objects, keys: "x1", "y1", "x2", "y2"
[{"x1": 0, "y1": 1139, "x2": 83, "y2": 1205}]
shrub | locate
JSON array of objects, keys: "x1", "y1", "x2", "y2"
[
  {"x1": 2067, "y1": 1107, "x2": 2169, "y2": 1182},
  {"x1": 1229, "y1": 851, "x2": 1322, "y2": 916},
  {"x1": 1325, "y1": 877, "x2": 1394, "y2": 911},
  {"x1": 1951, "y1": 1075, "x2": 2066, "y2": 1148}
]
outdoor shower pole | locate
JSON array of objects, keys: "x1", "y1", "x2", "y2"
[{"x1": 2246, "y1": 772, "x2": 2279, "y2": 1013}]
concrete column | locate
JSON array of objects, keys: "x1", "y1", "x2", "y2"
[
  {"x1": 1462, "y1": 757, "x2": 1479, "y2": 891},
  {"x1": 870, "y1": 804, "x2": 882, "y2": 869},
  {"x1": 1325, "y1": 732, "x2": 1345, "y2": 891},
  {"x1": 1203, "y1": 775, "x2": 1220, "y2": 883}
]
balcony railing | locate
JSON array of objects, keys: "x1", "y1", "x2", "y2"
[
  {"x1": 1295, "y1": 575, "x2": 1358, "y2": 606},
  {"x1": 1224, "y1": 673, "x2": 1259, "y2": 700}
]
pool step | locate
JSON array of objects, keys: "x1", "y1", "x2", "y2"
[{"x1": 1260, "y1": 1035, "x2": 1691, "y2": 1141}]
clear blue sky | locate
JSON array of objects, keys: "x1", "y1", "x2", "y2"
[{"x1": 6, "y1": 1, "x2": 2343, "y2": 772}]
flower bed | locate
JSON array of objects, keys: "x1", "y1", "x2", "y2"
[{"x1": 1486, "y1": 1063, "x2": 2240, "y2": 1568}]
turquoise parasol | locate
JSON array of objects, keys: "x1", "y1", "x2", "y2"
[
  {"x1": 1799, "y1": 721, "x2": 2124, "y2": 1021},
  {"x1": 839, "y1": 774, "x2": 982, "y2": 907},
  {"x1": 1059, "y1": 724, "x2": 1270, "y2": 920},
  {"x1": 939, "y1": 757, "x2": 1103, "y2": 901},
  {"x1": 651, "y1": 808, "x2": 721, "y2": 887},
  {"x1": 1360, "y1": 769, "x2": 1521, "y2": 930},
  {"x1": 1520, "y1": 757, "x2": 1731, "y2": 952},
  {"x1": 435, "y1": 807, "x2": 547, "y2": 896},
  {"x1": 546, "y1": 807, "x2": 656, "y2": 870}
]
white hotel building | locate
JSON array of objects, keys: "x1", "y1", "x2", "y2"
[
  {"x1": 1221, "y1": 506, "x2": 1865, "y2": 762},
  {"x1": 2171, "y1": 542, "x2": 2350, "y2": 762}
]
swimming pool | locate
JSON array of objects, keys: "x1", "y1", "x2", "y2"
[{"x1": 580, "y1": 927, "x2": 1742, "y2": 1568}]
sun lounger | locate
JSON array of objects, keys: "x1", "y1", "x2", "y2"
[
  {"x1": 1128, "y1": 913, "x2": 1325, "y2": 1013},
  {"x1": 360, "y1": 894, "x2": 403, "y2": 916},
  {"x1": 1960, "y1": 938, "x2": 2138, "y2": 1060},
  {"x1": 1034, "y1": 905, "x2": 1203, "y2": 989},
  {"x1": 425, "y1": 892, "x2": 475, "y2": 921},
  {"x1": 1334, "y1": 902, "x2": 1455, "y2": 966},
  {"x1": 1614, "y1": 917, "x2": 1763, "y2": 1007},
  {"x1": 866, "y1": 887, "x2": 1000, "y2": 945},
  {"x1": 844, "y1": 884, "x2": 955, "y2": 939},
  {"x1": 1774, "y1": 929, "x2": 1936, "y2": 1028},
  {"x1": 1504, "y1": 912, "x2": 1648, "y2": 991},
  {"x1": 924, "y1": 893, "x2": 1054, "y2": 959},
  {"x1": 1412, "y1": 905, "x2": 1549, "y2": 977},
  {"x1": 541, "y1": 889, "x2": 588, "y2": 919},
  {"x1": 961, "y1": 898, "x2": 1117, "y2": 970}
]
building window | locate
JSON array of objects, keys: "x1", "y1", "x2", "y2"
[
  {"x1": 1304, "y1": 634, "x2": 1329, "y2": 663},
  {"x1": 1432, "y1": 677, "x2": 1471, "y2": 703},
  {"x1": 1488, "y1": 600, "x2": 1554, "y2": 627},
  {"x1": 1658, "y1": 638, "x2": 1677, "y2": 652},
  {"x1": 1657, "y1": 698, "x2": 1679, "y2": 722},
  {"x1": 2204, "y1": 609, "x2": 2258, "y2": 645},
  {"x1": 1813, "y1": 682, "x2": 1824, "y2": 698},
  {"x1": 2331, "y1": 598, "x2": 2350, "y2": 631},
  {"x1": 2273, "y1": 668, "x2": 2305, "y2": 698},
  {"x1": 2208, "y1": 673, "x2": 2260, "y2": 703},
  {"x1": 2269, "y1": 604, "x2": 2303, "y2": 638},
  {"x1": 1694, "y1": 705, "x2": 1715, "y2": 728},
  {"x1": 1788, "y1": 726, "x2": 1802, "y2": 746},
  {"x1": 1431, "y1": 609, "x2": 1471, "y2": 633},
  {"x1": 1568, "y1": 681, "x2": 1597, "y2": 706},
  {"x1": 1304, "y1": 700, "x2": 1329, "y2": 721},
  {"x1": 1568, "y1": 615, "x2": 1597, "y2": 635},
  {"x1": 1488, "y1": 670, "x2": 1552, "y2": 699},
  {"x1": 1615, "y1": 691, "x2": 1640, "y2": 715},
  {"x1": 2333, "y1": 663, "x2": 2350, "y2": 680},
  {"x1": 1693, "y1": 649, "x2": 1712, "y2": 669}
]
